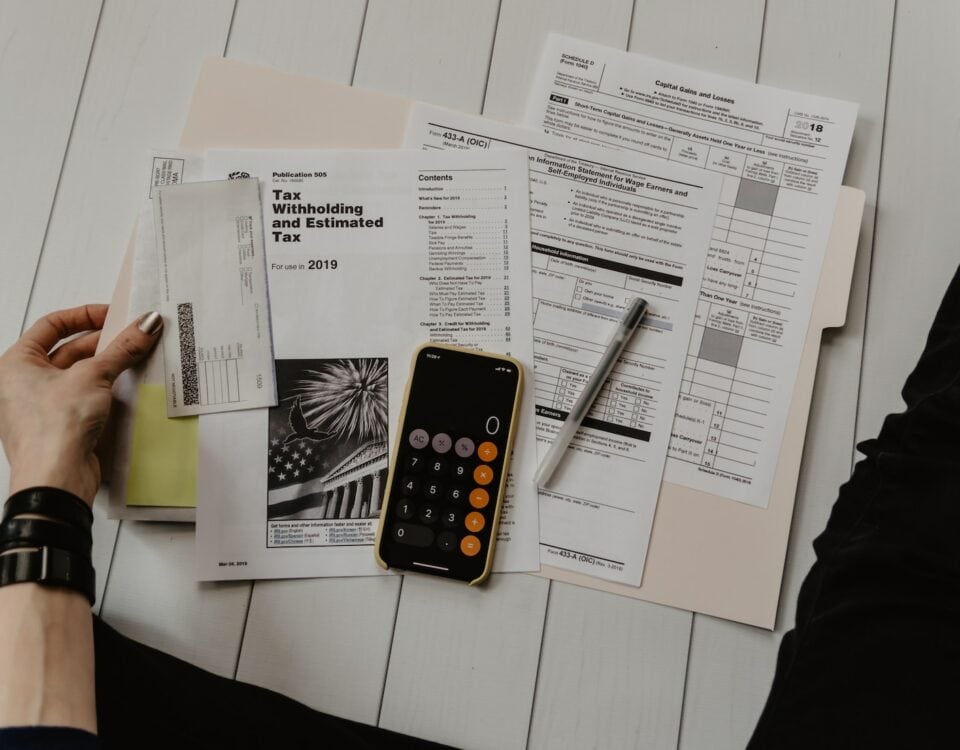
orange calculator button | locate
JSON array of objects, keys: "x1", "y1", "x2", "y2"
[
  {"x1": 465, "y1": 511, "x2": 486, "y2": 533},
  {"x1": 477, "y1": 441, "x2": 498, "y2": 462},
  {"x1": 460, "y1": 535, "x2": 482, "y2": 557},
  {"x1": 469, "y1": 488, "x2": 489, "y2": 509},
  {"x1": 473, "y1": 465, "x2": 493, "y2": 485}
]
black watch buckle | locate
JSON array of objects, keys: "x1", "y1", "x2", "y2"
[{"x1": 0, "y1": 545, "x2": 96, "y2": 605}]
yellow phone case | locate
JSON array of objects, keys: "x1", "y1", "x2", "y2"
[{"x1": 374, "y1": 343, "x2": 523, "y2": 585}]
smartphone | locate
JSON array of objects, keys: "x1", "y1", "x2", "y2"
[{"x1": 375, "y1": 343, "x2": 523, "y2": 584}]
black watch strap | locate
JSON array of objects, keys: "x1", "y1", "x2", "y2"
[
  {"x1": 0, "y1": 547, "x2": 95, "y2": 605},
  {"x1": 3, "y1": 487, "x2": 93, "y2": 532},
  {"x1": 0, "y1": 517, "x2": 93, "y2": 558}
]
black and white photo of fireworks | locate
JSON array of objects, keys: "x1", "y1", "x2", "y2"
[{"x1": 267, "y1": 358, "x2": 389, "y2": 521}]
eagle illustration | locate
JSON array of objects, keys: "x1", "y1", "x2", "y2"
[{"x1": 284, "y1": 397, "x2": 334, "y2": 445}]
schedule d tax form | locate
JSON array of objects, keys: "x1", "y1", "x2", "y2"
[
  {"x1": 195, "y1": 148, "x2": 539, "y2": 580},
  {"x1": 405, "y1": 104, "x2": 720, "y2": 584},
  {"x1": 526, "y1": 35, "x2": 858, "y2": 507}
]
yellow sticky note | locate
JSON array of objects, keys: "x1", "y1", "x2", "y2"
[{"x1": 125, "y1": 384, "x2": 198, "y2": 507}]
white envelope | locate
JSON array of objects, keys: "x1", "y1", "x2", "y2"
[{"x1": 153, "y1": 178, "x2": 277, "y2": 417}]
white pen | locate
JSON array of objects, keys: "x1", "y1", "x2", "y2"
[{"x1": 534, "y1": 297, "x2": 649, "y2": 488}]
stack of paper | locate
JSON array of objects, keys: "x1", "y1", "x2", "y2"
[
  {"x1": 523, "y1": 36, "x2": 858, "y2": 511},
  {"x1": 103, "y1": 34, "x2": 857, "y2": 611}
]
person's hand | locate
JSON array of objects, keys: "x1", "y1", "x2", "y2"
[{"x1": 0, "y1": 305, "x2": 162, "y2": 506}]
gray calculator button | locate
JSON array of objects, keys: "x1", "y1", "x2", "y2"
[
  {"x1": 392, "y1": 523, "x2": 434, "y2": 548},
  {"x1": 409, "y1": 429, "x2": 430, "y2": 449},
  {"x1": 454, "y1": 437, "x2": 475, "y2": 458},
  {"x1": 432, "y1": 432, "x2": 452, "y2": 454},
  {"x1": 437, "y1": 531, "x2": 457, "y2": 552}
]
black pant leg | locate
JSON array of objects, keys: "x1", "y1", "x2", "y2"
[
  {"x1": 93, "y1": 616, "x2": 453, "y2": 749},
  {"x1": 749, "y1": 265, "x2": 960, "y2": 748}
]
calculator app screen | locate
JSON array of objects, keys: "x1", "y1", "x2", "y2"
[{"x1": 378, "y1": 346, "x2": 520, "y2": 582}]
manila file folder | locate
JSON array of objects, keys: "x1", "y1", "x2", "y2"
[{"x1": 100, "y1": 58, "x2": 864, "y2": 628}]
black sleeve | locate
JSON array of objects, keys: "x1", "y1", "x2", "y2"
[
  {"x1": 749, "y1": 266, "x2": 960, "y2": 748},
  {"x1": 0, "y1": 727, "x2": 99, "y2": 749}
]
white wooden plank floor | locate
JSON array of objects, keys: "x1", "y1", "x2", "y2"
[{"x1": 2, "y1": 1, "x2": 951, "y2": 747}]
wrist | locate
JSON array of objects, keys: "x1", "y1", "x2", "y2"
[
  {"x1": 4, "y1": 433, "x2": 96, "y2": 505},
  {"x1": 0, "y1": 582, "x2": 97, "y2": 733}
]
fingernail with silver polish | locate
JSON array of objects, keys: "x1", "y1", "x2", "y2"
[{"x1": 138, "y1": 311, "x2": 163, "y2": 336}]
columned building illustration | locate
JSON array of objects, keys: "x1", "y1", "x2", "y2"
[{"x1": 267, "y1": 440, "x2": 389, "y2": 520}]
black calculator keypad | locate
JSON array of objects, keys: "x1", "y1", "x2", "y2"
[{"x1": 387, "y1": 427, "x2": 503, "y2": 572}]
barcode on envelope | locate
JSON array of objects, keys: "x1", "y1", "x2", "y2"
[{"x1": 176, "y1": 303, "x2": 200, "y2": 406}]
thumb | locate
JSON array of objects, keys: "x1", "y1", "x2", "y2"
[{"x1": 92, "y1": 311, "x2": 163, "y2": 383}]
